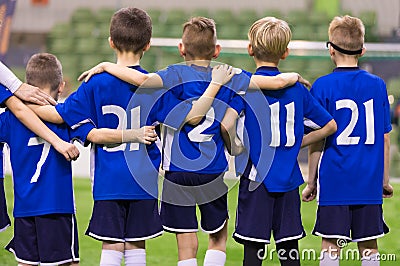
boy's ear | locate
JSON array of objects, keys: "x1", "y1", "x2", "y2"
[
  {"x1": 213, "y1": 44, "x2": 221, "y2": 59},
  {"x1": 247, "y1": 43, "x2": 254, "y2": 56},
  {"x1": 360, "y1": 47, "x2": 366, "y2": 57},
  {"x1": 108, "y1": 37, "x2": 115, "y2": 49},
  {"x1": 178, "y1": 42, "x2": 186, "y2": 57},
  {"x1": 281, "y1": 48, "x2": 290, "y2": 60},
  {"x1": 143, "y1": 42, "x2": 151, "y2": 52},
  {"x1": 58, "y1": 81, "x2": 65, "y2": 95}
]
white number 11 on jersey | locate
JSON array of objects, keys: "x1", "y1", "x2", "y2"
[{"x1": 28, "y1": 137, "x2": 51, "y2": 183}]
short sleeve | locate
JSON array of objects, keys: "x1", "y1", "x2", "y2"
[
  {"x1": 55, "y1": 82, "x2": 95, "y2": 129},
  {"x1": 228, "y1": 93, "x2": 245, "y2": 115},
  {"x1": 69, "y1": 120, "x2": 96, "y2": 146},
  {"x1": 226, "y1": 71, "x2": 251, "y2": 95},
  {"x1": 150, "y1": 89, "x2": 192, "y2": 130},
  {"x1": 0, "y1": 84, "x2": 12, "y2": 107},
  {"x1": 303, "y1": 86, "x2": 333, "y2": 129},
  {"x1": 381, "y1": 80, "x2": 392, "y2": 134},
  {"x1": 0, "y1": 112, "x2": 11, "y2": 143}
]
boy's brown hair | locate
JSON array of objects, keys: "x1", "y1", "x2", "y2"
[
  {"x1": 182, "y1": 17, "x2": 217, "y2": 60},
  {"x1": 248, "y1": 17, "x2": 291, "y2": 64},
  {"x1": 328, "y1": 15, "x2": 365, "y2": 55},
  {"x1": 110, "y1": 7, "x2": 152, "y2": 54},
  {"x1": 26, "y1": 53, "x2": 62, "y2": 93}
]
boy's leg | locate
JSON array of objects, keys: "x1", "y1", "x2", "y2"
[
  {"x1": 176, "y1": 232, "x2": 199, "y2": 261},
  {"x1": 276, "y1": 240, "x2": 300, "y2": 266},
  {"x1": 125, "y1": 241, "x2": 146, "y2": 266},
  {"x1": 243, "y1": 241, "x2": 265, "y2": 266},
  {"x1": 358, "y1": 240, "x2": 379, "y2": 266},
  {"x1": 100, "y1": 241, "x2": 124, "y2": 266},
  {"x1": 320, "y1": 238, "x2": 340, "y2": 266},
  {"x1": 204, "y1": 220, "x2": 228, "y2": 266}
]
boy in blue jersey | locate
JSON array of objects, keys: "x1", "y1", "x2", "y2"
[
  {"x1": 77, "y1": 16, "x2": 313, "y2": 266},
  {"x1": 29, "y1": 9, "x2": 237, "y2": 266},
  {"x1": 221, "y1": 17, "x2": 337, "y2": 266},
  {"x1": 303, "y1": 15, "x2": 393, "y2": 266},
  {"x1": 2, "y1": 53, "x2": 91, "y2": 266}
]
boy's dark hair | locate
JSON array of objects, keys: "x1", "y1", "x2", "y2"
[
  {"x1": 26, "y1": 53, "x2": 62, "y2": 93},
  {"x1": 182, "y1": 17, "x2": 217, "y2": 60},
  {"x1": 110, "y1": 7, "x2": 152, "y2": 54}
]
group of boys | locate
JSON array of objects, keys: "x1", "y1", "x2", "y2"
[{"x1": 0, "y1": 5, "x2": 393, "y2": 266}]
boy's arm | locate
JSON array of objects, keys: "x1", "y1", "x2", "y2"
[
  {"x1": 250, "y1": 72, "x2": 311, "y2": 90},
  {"x1": 0, "y1": 62, "x2": 56, "y2": 105},
  {"x1": 302, "y1": 140, "x2": 324, "y2": 202},
  {"x1": 86, "y1": 126, "x2": 157, "y2": 145},
  {"x1": 221, "y1": 108, "x2": 244, "y2": 156},
  {"x1": 185, "y1": 64, "x2": 235, "y2": 125},
  {"x1": 383, "y1": 133, "x2": 393, "y2": 198},
  {"x1": 301, "y1": 119, "x2": 337, "y2": 148},
  {"x1": 5, "y1": 96, "x2": 79, "y2": 161},
  {"x1": 78, "y1": 62, "x2": 163, "y2": 88},
  {"x1": 27, "y1": 104, "x2": 64, "y2": 124}
]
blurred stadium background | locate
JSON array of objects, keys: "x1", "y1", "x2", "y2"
[{"x1": 0, "y1": 1, "x2": 400, "y2": 265}]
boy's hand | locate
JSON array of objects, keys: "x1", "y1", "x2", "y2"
[
  {"x1": 78, "y1": 62, "x2": 109, "y2": 83},
  {"x1": 14, "y1": 83, "x2": 57, "y2": 106},
  {"x1": 383, "y1": 183, "x2": 393, "y2": 198},
  {"x1": 302, "y1": 184, "x2": 317, "y2": 202},
  {"x1": 211, "y1": 64, "x2": 235, "y2": 86},
  {"x1": 122, "y1": 126, "x2": 158, "y2": 145},
  {"x1": 297, "y1": 74, "x2": 311, "y2": 88},
  {"x1": 53, "y1": 140, "x2": 80, "y2": 161}
]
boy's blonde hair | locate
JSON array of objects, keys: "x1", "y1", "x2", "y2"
[
  {"x1": 182, "y1": 17, "x2": 217, "y2": 60},
  {"x1": 26, "y1": 53, "x2": 62, "y2": 93},
  {"x1": 248, "y1": 17, "x2": 291, "y2": 63},
  {"x1": 328, "y1": 15, "x2": 365, "y2": 56}
]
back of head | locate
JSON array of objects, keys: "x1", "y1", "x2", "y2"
[
  {"x1": 110, "y1": 7, "x2": 152, "y2": 54},
  {"x1": 26, "y1": 53, "x2": 62, "y2": 93},
  {"x1": 248, "y1": 17, "x2": 291, "y2": 64},
  {"x1": 182, "y1": 17, "x2": 217, "y2": 60},
  {"x1": 328, "y1": 15, "x2": 365, "y2": 57}
]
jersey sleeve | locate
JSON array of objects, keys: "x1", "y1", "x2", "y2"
[
  {"x1": 228, "y1": 93, "x2": 245, "y2": 115},
  {"x1": 0, "y1": 62, "x2": 22, "y2": 93},
  {"x1": 68, "y1": 120, "x2": 96, "y2": 146},
  {"x1": 227, "y1": 71, "x2": 251, "y2": 95},
  {"x1": 0, "y1": 112, "x2": 11, "y2": 143},
  {"x1": 380, "y1": 80, "x2": 392, "y2": 134},
  {"x1": 150, "y1": 89, "x2": 192, "y2": 130},
  {"x1": 0, "y1": 84, "x2": 13, "y2": 107},
  {"x1": 55, "y1": 82, "x2": 96, "y2": 129},
  {"x1": 302, "y1": 86, "x2": 333, "y2": 129}
]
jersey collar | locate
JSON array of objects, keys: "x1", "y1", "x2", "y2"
[
  {"x1": 255, "y1": 66, "x2": 280, "y2": 75},
  {"x1": 333, "y1": 67, "x2": 360, "y2": 72}
]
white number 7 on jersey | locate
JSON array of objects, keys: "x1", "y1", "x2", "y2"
[{"x1": 28, "y1": 137, "x2": 51, "y2": 183}]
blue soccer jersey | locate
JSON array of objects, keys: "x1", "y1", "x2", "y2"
[
  {"x1": 0, "y1": 110, "x2": 91, "y2": 217},
  {"x1": 157, "y1": 64, "x2": 251, "y2": 174},
  {"x1": 234, "y1": 66, "x2": 333, "y2": 192},
  {"x1": 56, "y1": 66, "x2": 191, "y2": 201},
  {"x1": 311, "y1": 67, "x2": 392, "y2": 206}
]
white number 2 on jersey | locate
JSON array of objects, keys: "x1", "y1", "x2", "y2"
[
  {"x1": 188, "y1": 107, "x2": 215, "y2": 142},
  {"x1": 28, "y1": 137, "x2": 51, "y2": 183},
  {"x1": 336, "y1": 99, "x2": 375, "y2": 145}
]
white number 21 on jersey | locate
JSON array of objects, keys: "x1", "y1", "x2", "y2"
[{"x1": 28, "y1": 137, "x2": 51, "y2": 183}]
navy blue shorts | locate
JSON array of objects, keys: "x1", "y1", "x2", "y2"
[
  {"x1": 5, "y1": 214, "x2": 79, "y2": 265},
  {"x1": 233, "y1": 177, "x2": 305, "y2": 244},
  {"x1": 86, "y1": 199, "x2": 163, "y2": 242},
  {"x1": 313, "y1": 204, "x2": 389, "y2": 242},
  {"x1": 0, "y1": 178, "x2": 11, "y2": 232},
  {"x1": 160, "y1": 171, "x2": 228, "y2": 233}
]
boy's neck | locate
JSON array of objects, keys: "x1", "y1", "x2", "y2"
[
  {"x1": 254, "y1": 59, "x2": 278, "y2": 69},
  {"x1": 332, "y1": 55, "x2": 359, "y2": 68},
  {"x1": 116, "y1": 52, "x2": 142, "y2": 67},
  {"x1": 185, "y1": 59, "x2": 211, "y2": 67}
]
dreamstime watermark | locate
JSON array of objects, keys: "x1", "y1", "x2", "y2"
[{"x1": 256, "y1": 239, "x2": 397, "y2": 262}]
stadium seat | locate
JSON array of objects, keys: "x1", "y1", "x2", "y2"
[
  {"x1": 291, "y1": 25, "x2": 314, "y2": 40},
  {"x1": 71, "y1": 7, "x2": 96, "y2": 23},
  {"x1": 48, "y1": 38, "x2": 73, "y2": 54},
  {"x1": 96, "y1": 7, "x2": 115, "y2": 23},
  {"x1": 163, "y1": 9, "x2": 187, "y2": 25},
  {"x1": 213, "y1": 9, "x2": 235, "y2": 26},
  {"x1": 146, "y1": 9, "x2": 162, "y2": 24},
  {"x1": 237, "y1": 9, "x2": 259, "y2": 27},
  {"x1": 72, "y1": 22, "x2": 97, "y2": 38},
  {"x1": 48, "y1": 23, "x2": 71, "y2": 39},
  {"x1": 286, "y1": 10, "x2": 309, "y2": 25},
  {"x1": 217, "y1": 24, "x2": 242, "y2": 39},
  {"x1": 262, "y1": 9, "x2": 284, "y2": 20},
  {"x1": 190, "y1": 8, "x2": 210, "y2": 18},
  {"x1": 75, "y1": 38, "x2": 98, "y2": 54}
]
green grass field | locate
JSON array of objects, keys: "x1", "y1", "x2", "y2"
[{"x1": 0, "y1": 178, "x2": 399, "y2": 265}]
